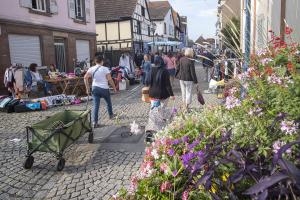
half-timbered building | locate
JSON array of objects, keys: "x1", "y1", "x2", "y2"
[{"x1": 95, "y1": 0, "x2": 153, "y2": 53}]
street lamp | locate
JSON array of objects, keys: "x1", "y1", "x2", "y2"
[{"x1": 151, "y1": 22, "x2": 157, "y2": 53}]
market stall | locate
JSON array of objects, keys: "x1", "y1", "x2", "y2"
[{"x1": 46, "y1": 77, "x2": 85, "y2": 96}]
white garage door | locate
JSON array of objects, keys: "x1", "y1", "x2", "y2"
[
  {"x1": 8, "y1": 34, "x2": 42, "y2": 67},
  {"x1": 76, "y1": 40, "x2": 90, "y2": 62}
]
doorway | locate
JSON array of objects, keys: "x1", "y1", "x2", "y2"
[{"x1": 54, "y1": 38, "x2": 67, "y2": 72}]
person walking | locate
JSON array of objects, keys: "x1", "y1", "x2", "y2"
[
  {"x1": 164, "y1": 52, "x2": 176, "y2": 86},
  {"x1": 176, "y1": 48, "x2": 198, "y2": 111},
  {"x1": 202, "y1": 50, "x2": 215, "y2": 82},
  {"x1": 84, "y1": 56, "x2": 117, "y2": 128},
  {"x1": 142, "y1": 54, "x2": 151, "y2": 85},
  {"x1": 148, "y1": 56, "x2": 175, "y2": 109}
]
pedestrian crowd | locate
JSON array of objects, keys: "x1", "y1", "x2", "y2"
[{"x1": 84, "y1": 48, "x2": 199, "y2": 129}]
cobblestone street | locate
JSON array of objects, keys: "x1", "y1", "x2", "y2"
[{"x1": 0, "y1": 65, "x2": 220, "y2": 200}]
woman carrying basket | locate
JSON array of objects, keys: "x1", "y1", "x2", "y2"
[{"x1": 84, "y1": 56, "x2": 117, "y2": 128}]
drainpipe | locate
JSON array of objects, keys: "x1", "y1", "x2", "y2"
[
  {"x1": 241, "y1": 0, "x2": 251, "y2": 99},
  {"x1": 244, "y1": 0, "x2": 251, "y2": 72}
]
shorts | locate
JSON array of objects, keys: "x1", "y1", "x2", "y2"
[{"x1": 168, "y1": 68, "x2": 176, "y2": 77}]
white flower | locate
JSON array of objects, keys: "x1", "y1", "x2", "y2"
[
  {"x1": 280, "y1": 120, "x2": 298, "y2": 135},
  {"x1": 130, "y1": 121, "x2": 141, "y2": 135},
  {"x1": 151, "y1": 149, "x2": 159, "y2": 160},
  {"x1": 225, "y1": 96, "x2": 241, "y2": 110},
  {"x1": 273, "y1": 140, "x2": 291, "y2": 154},
  {"x1": 260, "y1": 58, "x2": 273, "y2": 65}
]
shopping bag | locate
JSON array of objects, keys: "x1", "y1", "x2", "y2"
[
  {"x1": 209, "y1": 79, "x2": 218, "y2": 90},
  {"x1": 142, "y1": 87, "x2": 150, "y2": 103},
  {"x1": 197, "y1": 86, "x2": 205, "y2": 105}
]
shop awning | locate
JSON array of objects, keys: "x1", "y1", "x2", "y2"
[{"x1": 147, "y1": 41, "x2": 182, "y2": 46}]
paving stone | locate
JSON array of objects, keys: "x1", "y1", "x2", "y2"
[{"x1": 0, "y1": 65, "x2": 219, "y2": 199}]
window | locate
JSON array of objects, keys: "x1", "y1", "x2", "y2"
[
  {"x1": 75, "y1": 0, "x2": 84, "y2": 20},
  {"x1": 141, "y1": 6, "x2": 145, "y2": 17},
  {"x1": 32, "y1": 0, "x2": 46, "y2": 12},
  {"x1": 137, "y1": 21, "x2": 141, "y2": 34},
  {"x1": 164, "y1": 23, "x2": 167, "y2": 34}
]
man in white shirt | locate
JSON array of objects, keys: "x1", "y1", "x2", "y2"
[{"x1": 84, "y1": 56, "x2": 117, "y2": 128}]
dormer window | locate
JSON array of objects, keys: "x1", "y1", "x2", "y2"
[{"x1": 32, "y1": 0, "x2": 46, "y2": 12}]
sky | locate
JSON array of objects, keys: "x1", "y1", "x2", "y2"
[{"x1": 152, "y1": 0, "x2": 218, "y2": 41}]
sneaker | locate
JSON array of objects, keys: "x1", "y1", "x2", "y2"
[{"x1": 109, "y1": 114, "x2": 116, "y2": 120}]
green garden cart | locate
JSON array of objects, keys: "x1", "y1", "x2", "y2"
[{"x1": 23, "y1": 104, "x2": 93, "y2": 171}]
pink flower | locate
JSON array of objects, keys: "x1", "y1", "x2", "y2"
[
  {"x1": 162, "y1": 138, "x2": 172, "y2": 146},
  {"x1": 182, "y1": 190, "x2": 189, "y2": 200},
  {"x1": 145, "y1": 147, "x2": 152, "y2": 156},
  {"x1": 129, "y1": 176, "x2": 138, "y2": 192},
  {"x1": 160, "y1": 163, "x2": 169, "y2": 174},
  {"x1": 160, "y1": 181, "x2": 172, "y2": 193}
]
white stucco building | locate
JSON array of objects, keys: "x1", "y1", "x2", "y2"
[
  {"x1": 240, "y1": 0, "x2": 300, "y2": 53},
  {"x1": 149, "y1": 1, "x2": 177, "y2": 51}
]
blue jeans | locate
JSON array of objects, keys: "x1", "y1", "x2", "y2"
[
  {"x1": 92, "y1": 86, "x2": 113, "y2": 124},
  {"x1": 32, "y1": 81, "x2": 52, "y2": 95}
]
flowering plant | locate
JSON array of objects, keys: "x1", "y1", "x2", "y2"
[{"x1": 114, "y1": 30, "x2": 300, "y2": 199}]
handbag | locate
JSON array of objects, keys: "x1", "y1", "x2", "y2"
[{"x1": 197, "y1": 86, "x2": 205, "y2": 105}]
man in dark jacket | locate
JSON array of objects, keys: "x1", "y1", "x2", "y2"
[{"x1": 202, "y1": 50, "x2": 215, "y2": 82}]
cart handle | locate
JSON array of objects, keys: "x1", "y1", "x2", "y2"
[{"x1": 85, "y1": 95, "x2": 90, "y2": 111}]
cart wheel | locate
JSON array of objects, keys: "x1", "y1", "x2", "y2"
[
  {"x1": 57, "y1": 158, "x2": 65, "y2": 171},
  {"x1": 23, "y1": 156, "x2": 34, "y2": 169},
  {"x1": 88, "y1": 132, "x2": 94, "y2": 143}
]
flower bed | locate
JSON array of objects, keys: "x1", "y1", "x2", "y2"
[{"x1": 115, "y1": 31, "x2": 300, "y2": 199}]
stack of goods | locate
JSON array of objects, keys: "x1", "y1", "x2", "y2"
[{"x1": 0, "y1": 94, "x2": 89, "y2": 114}]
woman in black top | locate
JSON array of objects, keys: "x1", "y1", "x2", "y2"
[{"x1": 148, "y1": 56, "x2": 174, "y2": 101}]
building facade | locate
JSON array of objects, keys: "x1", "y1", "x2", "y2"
[
  {"x1": 0, "y1": 0, "x2": 96, "y2": 91},
  {"x1": 95, "y1": 0, "x2": 153, "y2": 53},
  {"x1": 180, "y1": 16, "x2": 188, "y2": 48},
  {"x1": 172, "y1": 11, "x2": 182, "y2": 41},
  {"x1": 149, "y1": 1, "x2": 175, "y2": 42},
  {"x1": 240, "y1": 0, "x2": 300, "y2": 54}
]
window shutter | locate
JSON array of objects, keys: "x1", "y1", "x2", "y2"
[
  {"x1": 85, "y1": 0, "x2": 91, "y2": 22},
  {"x1": 19, "y1": 0, "x2": 32, "y2": 8},
  {"x1": 50, "y1": 0, "x2": 58, "y2": 14},
  {"x1": 68, "y1": 0, "x2": 76, "y2": 19}
]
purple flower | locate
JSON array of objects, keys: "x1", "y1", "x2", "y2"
[
  {"x1": 182, "y1": 136, "x2": 189, "y2": 143},
  {"x1": 168, "y1": 149, "x2": 175, "y2": 156},
  {"x1": 188, "y1": 140, "x2": 200, "y2": 150},
  {"x1": 172, "y1": 108, "x2": 178, "y2": 114},
  {"x1": 280, "y1": 120, "x2": 298, "y2": 135},
  {"x1": 191, "y1": 162, "x2": 202, "y2": 173},
  {"x1": 254, "y1": 100, "x2": 264, "y2": 105},
  {"x1": 172, "y1": 170, "x2": 178, "y2": 177},
  {"x1": 196, "y1": 150, "x2": 204, "y2": 158},
  {"x1": 172, "y1": 139, "x2": 181, "y2": 145},
  {"x1": 181, "y1": 152, "x2": 196, "y2": 168},
  {"x1": 225, "y1": 96, "x2": 241, "y2": 110}
]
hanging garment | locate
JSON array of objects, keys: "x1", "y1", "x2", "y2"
[
  {"x1": 4, "y1": 67, "x2": 14, "y2": 90},
  {"x1": 13, "y1": 68, "x2": 25, "y2": 92}
]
